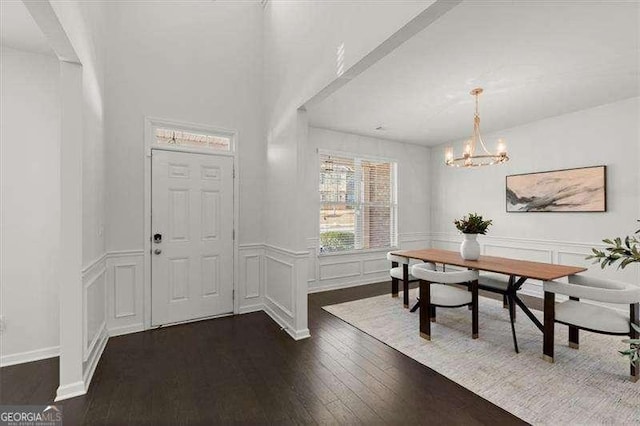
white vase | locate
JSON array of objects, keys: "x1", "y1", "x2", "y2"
[{"x1": 460, "y1": 233, "x2": 481, "y2": 260}]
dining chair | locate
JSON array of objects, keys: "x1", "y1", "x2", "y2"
[
  {"x1": 479, "y1": 272, "x2": 520, "y2": 353},
  {"x1": 411, "y1": 264, "x2": 479, "y2": 341},
  {"x1": 543, "y1": 274, "x2": 640, "y2": 382},
  {"x1": 387, "y1": 252, "x2": 433, "y2": 308}
]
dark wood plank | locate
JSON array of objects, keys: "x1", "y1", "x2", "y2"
[{"x1": 1, "y1": 280, "x2": 526, "y2": 425}]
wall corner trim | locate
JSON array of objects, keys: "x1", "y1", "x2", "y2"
[
  {"x1": 54, "y1": 380, "x2": 86, "y2": 402},
  {"x1": 263, "y1": 302, "x2": 311, "y2": 341}
]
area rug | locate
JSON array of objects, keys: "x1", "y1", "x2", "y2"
[{"x1": 323, "y1": 289, "x2": 639, "y2": 425}]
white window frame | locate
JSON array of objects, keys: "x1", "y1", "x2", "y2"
[{"x1": 317, "y1": 149, "x2": 398, "y2": 256}]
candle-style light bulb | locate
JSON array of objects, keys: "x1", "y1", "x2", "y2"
[
  {"x1": 497, "y1": 139, "x2": 507, "y2": 155},
  {"x1": 463, "y1": 140, "x2": 472, "y2": 158},
  {"x1": 445, "y1": 147, "x2": 454, "y2": 163}
]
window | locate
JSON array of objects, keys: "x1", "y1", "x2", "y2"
[
  {"x1": 155, "y1": 128, "x2": 231, "y2": 151},
  {"x1": 319, "y1": 152, "x2": 397, "y2": 253}
]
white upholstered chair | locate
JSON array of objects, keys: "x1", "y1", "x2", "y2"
[
  {"x1": 411, "y1": 264, "x2": 479, "y2": 341},
  {"x1": 543, "y1": 274, "x2": 640, "y2": 382},
  {"x1": 387, "y1": 252, "x2": 435, "y2": 308}
]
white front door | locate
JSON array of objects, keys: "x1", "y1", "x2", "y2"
[{"x1": 151, "y1": 149, "x2": 234, "y2": 326}]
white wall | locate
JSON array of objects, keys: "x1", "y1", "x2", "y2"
[
  {"x1": 0, "y1": 47, "x2": 61, "y2": 365},
  {"x1": 51, "y1": 0, "x2": 108, "y2": 268},
  {"x1": 430, "y1": 97, "x2": 640, "y2": 290},
  {"x1": 261, "y1": 0, "x2": 434, "y2": 338},
  {"x1": 103, "y1": 1, "x2": 264, "y2": 330},
  {"x1": 305, "y1": 127, "x2": 431, "y2": 292},
  {"x1": 263, "y1": 0, "x2": 433, "y2": 250},
  {"x1": 105, "y1": 1, "x2": 264, "y2": 251}
]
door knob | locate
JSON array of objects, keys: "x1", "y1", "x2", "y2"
[{"x1": 154, "y1": 249, "x2": 162, "y2": 255}]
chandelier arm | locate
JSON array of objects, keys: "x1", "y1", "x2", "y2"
[{"x1": 477, "y1": 133, "x2": 492, "y2": 155}]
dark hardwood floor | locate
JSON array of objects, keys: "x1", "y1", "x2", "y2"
[{"x1": 0, "y1": 281, "x2": 527, "y2": 425}]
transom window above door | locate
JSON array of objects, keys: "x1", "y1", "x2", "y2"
[
  {"x1": 155, "y1": 127, "x2": 231, "y2": 151},
  {"x1": 319, "y1": 152, "x2": 398, "y2": 254}
]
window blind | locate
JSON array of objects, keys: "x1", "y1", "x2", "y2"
[{"x1": 319, "y1": 152, "x2": 397, "y2": 253}]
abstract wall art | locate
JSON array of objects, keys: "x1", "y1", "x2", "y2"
[{"x1": 506, "y1": 166, "x2": 606, "y2": 212}]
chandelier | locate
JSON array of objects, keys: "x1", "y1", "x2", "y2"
[{"x1": 445, "y1": 88, "x2": 509, "y2": 168}]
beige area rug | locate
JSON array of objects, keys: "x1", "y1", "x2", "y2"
[{"x1": 323, "y1": 289, "x2": 640, "y2": 425}]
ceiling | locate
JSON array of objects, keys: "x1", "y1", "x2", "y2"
[
  {"x1": 308, "y1": 1, "x2": 640, "y2": 146},
  {"x1": 1, "y1": 0, "x2": 54, "y2": 56}
]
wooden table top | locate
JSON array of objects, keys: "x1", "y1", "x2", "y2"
[{"x1": 391, "y1": 248, "x2": 587, "y2": 281}]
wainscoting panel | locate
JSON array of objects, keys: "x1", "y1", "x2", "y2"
[
  {"x1": 362, "y1": 258, "x2": 389, "y2": 275},
  {"x1": 238, "y1": 244, "x2": 264, "y2": 314},
  {"x1": 114, "y1": 264, "x2": 136, "y2": 318},
  {"x1": 263, "y1": 245, "x2": 310, "y2": 340},
  {"x1": 106, "y1": 251, "x2": 144, "y2": 337},
  {"x1": 483, "y1": 244, "x2": 553, "y2": 263},
  {"x1": 83, "y1": 268, "x2": 106, "y2": 361},
  {"x1": 81, "y1": 254, "x2": 108, "y2": 393},
  {"x1": 265, "y1": 254, "x2": 295, "y2": 317},
  {"x1": 319, "y1": 260, "x2": 361, "y2": 281},
  {"x1": 431, "y1": 239, "x2": 461, "y2": 252},
  {"x1": 307, "y1": 232, "x2": 431, "y2": 293}
]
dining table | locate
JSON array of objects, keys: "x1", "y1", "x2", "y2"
[{"x1": 390, "y1": 248, "x2": 587, "y2": 348}]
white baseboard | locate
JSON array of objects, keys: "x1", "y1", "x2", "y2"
[
  {"x1": 107, "y1": 323, "x2": 144, "y2": 337},
  {"x1": 262, "y1": 303, "x2": 311, "y2": 340},
  {"x1": 83, "y1": 328, "x2": 108, "y2": 391},
  {"x1": 289, "y1": 328, "x2": 311, "y2": 340},
  {"x1": 0, "y1": 346, "x2": 59, "y2": 368},
  {"x1": 238, "y1": 304, "x2": 263, "y2": 314},
  {"x1": 55, "y1": 380, "x2": 86, "y2": 401}
]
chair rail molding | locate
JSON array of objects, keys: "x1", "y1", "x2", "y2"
[
  {"x1": 307, "y1": 231, "x2": 431, "y2": 294},
  {"x1": 91, "y1": 232, "x2": 637, "y2": 347}
]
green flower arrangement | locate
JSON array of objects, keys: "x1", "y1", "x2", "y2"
[{"x1": 454, "y1": 213, "x2": 493, "y2": 235}]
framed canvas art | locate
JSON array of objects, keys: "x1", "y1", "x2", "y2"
[{"x1": 506, "y1": 165, "x2": 606, "y2": 212}]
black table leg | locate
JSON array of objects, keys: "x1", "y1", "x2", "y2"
[
  {"x1": 506, "y1": 294, "x2": 519, "y2": 353},
  {"x1": 391, "y1": 261, "x2": 399, "y2": 298},
  {"x1": 510, "y1": 276, "x2": 544, "y2": 332},
  {"x1": 513, "y1": 295, "x2": 543, "y2": 332},
  {"x1": 403, "y1": 264, "x2": 410, "y2": 308}
]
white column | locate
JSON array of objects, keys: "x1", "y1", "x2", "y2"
[{"x1": 56, "y1": 60, "x2": 84, "y2": 401}]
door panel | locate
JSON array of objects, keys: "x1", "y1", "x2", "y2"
[{"x1": 152, "y1": 150, "x2": 234, "y2": 326}]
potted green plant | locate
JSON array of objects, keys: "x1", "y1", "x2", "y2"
[
  {"x1": 587, "y1": 221, "x2": 639, "y2": 369},
  {"x1": 587, "y1": 222, "x2": 640, "y2": 270},
  {"x1": 454, "y1": 213, "x2": 492, "y2": 260}
]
